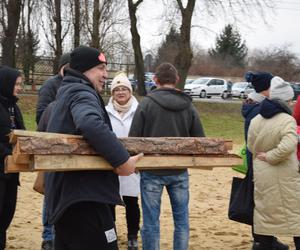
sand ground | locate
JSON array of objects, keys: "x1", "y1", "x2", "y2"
[{"x1": 6, "y1": 157, "x2": 295, "y2": 249}]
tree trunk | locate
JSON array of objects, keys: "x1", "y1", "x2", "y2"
[
  {"x1": 91, "y1": 0, "x2": 100, "y2": 48},
  {"x1": 73, "y1": 0, "x2": 80, "y2": 47},
  {"x1": 174, "y1": 0, "x2": 195, "y2": 90},
  {"x1": 128, "y1": 0, "x2": 146, "y2": 96},
  {"x1": 1, "y1": 0, "x2": 21, "y2": 67},
  {"x1": 53, "y1": 0, "x2": 62, "y2": 73}
]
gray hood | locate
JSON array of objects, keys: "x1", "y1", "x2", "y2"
[{"x1": 147, "y1": 88, "x2": 192, "y2": 111}]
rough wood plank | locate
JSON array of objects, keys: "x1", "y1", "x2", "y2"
[
  {"x1": 12, "y1": 140, "x2": 31, "y2": 164},
  {"x1": 9, "y1": 130, "x2": 82, "y2": 144},
  {"x1": 32, "y1": 154, "x2": 242, "y2": 172},
  {"x1": 5, "y1": 156, "x2": 31, "y2": 173},
  {"x1": 16, "y1": 136, "x2": 232, "y2": 156}
]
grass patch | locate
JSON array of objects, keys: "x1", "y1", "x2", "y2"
[{"x1": 17, "y1": 95, "x2": 245, "y2": 144}]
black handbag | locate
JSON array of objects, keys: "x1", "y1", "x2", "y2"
[{"x1": 228, "y1": 173, "x2": 254, "y2": 225}]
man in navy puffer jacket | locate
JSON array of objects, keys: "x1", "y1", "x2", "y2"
[{"x1": 44, "y1": 46, "x2": 142, "y2": 250}]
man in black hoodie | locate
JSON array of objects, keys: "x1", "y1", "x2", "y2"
[
  {"x1": 36, "y1": 53, "x2": 70, "y2": 124},
  {"x1": 44, "y1": 46, "x2": 142, "y2": 250},
  {"x1": 0, "y1": 66, "x2": 25, "y2": 250},
  {"x1": 129, "y1": 63, "x2": 205, "y2": 250}
]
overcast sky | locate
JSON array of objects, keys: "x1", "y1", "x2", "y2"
[{"x1": 137, "y1": 1, "x2": 300, "y2": 57}]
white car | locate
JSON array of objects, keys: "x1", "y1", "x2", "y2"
[
  {"x1": 184, "y1": 77, "x2": 231, "y2": 99},
  {"x1": 231, "y1": 82, "x2": 254, "y2": 99}
]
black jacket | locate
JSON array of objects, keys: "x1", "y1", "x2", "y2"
[
  {"x1": 0, "y1": 66, "x2": 25, "y2": 181},
  {"x1": 36, "y1": 74, "x2": 63, "y2": 124},
  {"x1": 129, "y1": 88, "x2": 205, "y2": 175},
  {"x1": 44, "y1": 68, "x2": 130, "y2": 224}
]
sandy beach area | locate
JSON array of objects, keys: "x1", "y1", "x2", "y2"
[{"x1": 6, "y1": 155, "x2": 295, "y2": 250}]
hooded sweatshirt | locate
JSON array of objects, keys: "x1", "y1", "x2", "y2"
[
  {"x1": 129, "y1": 88, "x2": 205, "y2": 175},
  {"x1": 0, "y1": 66, "x2": 25, "y2": 179}
]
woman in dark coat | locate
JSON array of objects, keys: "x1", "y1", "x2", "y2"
[{"x1": 0, "y1": 66, "x2": 25, "y2": 250}]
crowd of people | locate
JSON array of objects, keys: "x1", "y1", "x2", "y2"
[{"x1": 0, "y1": 45, "x2": 300, "y2": 250}]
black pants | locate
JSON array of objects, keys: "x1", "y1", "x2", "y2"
[
  {"x1": 54, "y1": 202, "x2": 118, "y2": 250},
  {"x1": 0, "y1": 178, "x2": 18, "y2": 250},
  {"x1": 255, "y1": 234, "x2": 300, "y2": 250},
  {"x1": 123, "y1": 196, "x2": 140, "y2": 238},
  {"x1": 110, "y1": 196, "x2": 140, "y2": 239}
]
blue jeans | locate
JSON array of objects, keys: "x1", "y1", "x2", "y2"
[
  {"x1": 140, "y1": 171, "x2": 189, "y2": 250},
  {"x1": 42, "y1": 198, "x2": 54, "y2": 241}
]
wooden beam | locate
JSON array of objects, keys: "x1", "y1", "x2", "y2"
[
  {"x1": 16, "y1": 135, "x2": 232, "y2": 156},
  {"x1": 12, "y1": 140, "x2": 31, "y2": 164},
  {"x1": 5, "y1": 156, "x2": 31, "y2": 173},
  {"x1": 32, "y1": 154, "x2": 242, "y2": 172},
  {"x1": 9, "y1": 129, "x2": 82, "y2": 144}
]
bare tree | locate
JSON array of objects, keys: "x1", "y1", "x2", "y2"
[
  {"x1": 83, "y1": 0, "x2": 128, "y2": 53},
  {"x1": 249, "y1": 46, "x2": 300, "y2": 81},
  {"x1": 16, "y1": 0, "x2": 40, "y2": 85},
  {"x1": 42, "y1": 0, "x2": 70, "y2": 73},
  {"x1": 0, "y1": 0, "x2": 22, "y2": 67},
  {"x1": 69, "y1": 0, "x2": 81, "y2": 47},
  {"x1": 127, "y1": 0, "x2": 146, "y2": 96},
  {"x1": 173, "y1": 0, "x2": 195, "y2": 90}
]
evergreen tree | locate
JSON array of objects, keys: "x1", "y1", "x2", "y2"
[
  {"x1": 154, "y1": 26, "x2": 181, "y2": 68},
  {"x1": 209, "y1": 24, "x2": 248, "y2": 68}
]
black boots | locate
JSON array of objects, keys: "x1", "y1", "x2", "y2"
[
  {"x1": 252, "y1": 238, "x2": 289, "y2": 250},
  {"x1": 128, "y1": 236, "x2": 138, "y2": 250}
]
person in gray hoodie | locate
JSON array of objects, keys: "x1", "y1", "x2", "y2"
[{"x1": 129, "y1": 62, "x2": 205, "y2": 250}]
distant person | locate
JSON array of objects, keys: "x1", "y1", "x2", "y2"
[
  {"x1": 0, "y1": 66, "x2": 25, "y2": 250},
  {"x1": 36, "y1": 53, "x2": 70, "y2": 124},
  {"x1": 242, "y1": 72, "x2": 289, "y2": 250},
  {"x1": 106, "y1": 73, "x2": 140, "y2": 250},
  {"x1": 35, "y1": 53, "x2": 70, "y2": 250},
  {"x1": 44, "y1": 45, "x2": 142, "y2": 250},
  {"x1": 129, "y1": 62, "x2": 205, "y2": 250},
  {"x1": 247, "y1": 76, "x2": 300, "y2": 250}
]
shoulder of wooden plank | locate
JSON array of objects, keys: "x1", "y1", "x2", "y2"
[
  {"x1": 10, "y1": 130, "x2": 83, "y2": 143},
  {"x1": 5, "y1": 155, "x2": 32, "y2": 173}
]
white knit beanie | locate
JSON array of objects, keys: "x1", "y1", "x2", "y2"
[
  {"x1": 110, "y1": 73, "x2": 132, "y2": 93},
  {"x1": 270, "y1": 76, "x2": 294, "y2": 101}
]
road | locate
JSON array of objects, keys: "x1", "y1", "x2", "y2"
[{"x1": 192, "y1": 96, "x2": 243, "y2": 104}]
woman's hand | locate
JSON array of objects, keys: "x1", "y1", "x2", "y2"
[{"x1": 256, "y1": 152, "x2": 267, "y2": 162}]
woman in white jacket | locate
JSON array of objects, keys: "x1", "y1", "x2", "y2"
[
  {"x1": 106, "y1": 73, "x2": 140, "y2": 250},
  {"x1": 248, "y1": 76, "x2": 300, "y2": 250}
]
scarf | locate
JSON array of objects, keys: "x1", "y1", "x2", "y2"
[
  {"x1": 248, "y1": 92, "x2": 266, "y2": 103},
  {"x1": 112, "y1": 96, "x2": 133, "y2": 118}
]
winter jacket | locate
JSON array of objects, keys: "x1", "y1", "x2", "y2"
[
  {"x1": 44, "y1": 68, "x2": 130, "y2": 224},
  {"x1": 36, "y1": 74, "x2": 62, "y2": 124},
  {"x1": 242, "y1": 99, "x2": 261, "y2": 180},
  {"x1": 0, "y1": 66, "x2": 25, "y2": 181},
  {"x1": 129, "y1": 88, "x2": 205, "y2": 175},
  {"x1": 248, "y1": 98, "x2": 300, "y2": 236},
  {"x1": 106, "y1": 96, "x2": 140, "y2": 197}
]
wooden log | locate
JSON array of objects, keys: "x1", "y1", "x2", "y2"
[
  {"x1": 5, "y1": 156, "x2": 31, "y2": 173},
  {"x1": 15, "y1": 135, "x2": 232, "y2": 156},
  {"x1": 32, "y1": 154, "x2": 242, "y2": 172}
]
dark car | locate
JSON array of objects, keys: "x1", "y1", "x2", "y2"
[{"x1": 290, "y1": 82, "x2": 300, "y2": 100}]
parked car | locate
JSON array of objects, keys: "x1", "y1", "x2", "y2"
[
  {"x1": 184, "y1": 77, "x2": 231, "y2": 99},
  {"x1": 133, "y1": 73, "x2": 157, "y2": 93},
  {"x1": 290, "y1": 82, "x2": 300, "y2": 100},
  {"x1": 185, "y1": 78, "x2": 195, "y2": 85},
  {"x1": 231, "y1": 82, "x2": 254, "y2": 99}
]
